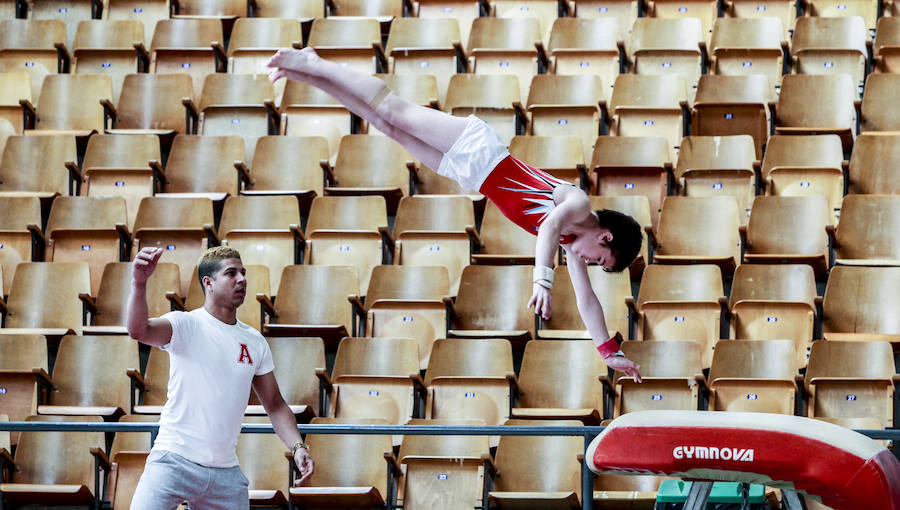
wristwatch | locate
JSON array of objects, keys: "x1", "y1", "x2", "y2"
[{"x1": 291, "y1": 440, "x2": 310, "y2": 456}]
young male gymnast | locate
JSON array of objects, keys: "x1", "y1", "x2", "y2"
[{"x1": 267, "y1": 48, "x2": 642, "y2": 382}]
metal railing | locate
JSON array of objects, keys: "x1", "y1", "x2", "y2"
[{"x1": 1, "y1": 422, "x2": 898, "y2": 510}]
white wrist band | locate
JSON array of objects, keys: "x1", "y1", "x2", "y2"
[{"x1": 533, "y1": 265, "x2": 554, "y2": 288}]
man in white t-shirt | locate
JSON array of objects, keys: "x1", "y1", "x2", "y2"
[{"x1": 127, "y1": 246, "x2": 314, "y2": 509}]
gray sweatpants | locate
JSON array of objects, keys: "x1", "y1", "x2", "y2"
[{"x1": 130, "y1": 449, "x2": 250, "y2": 510}]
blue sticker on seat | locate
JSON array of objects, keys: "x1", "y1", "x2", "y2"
[
  {"x1": 115, "y1": 180, "x2": 126, "y2": 187},
  {"x1": 134, "y1": 7, "x2": 143, "y2": 12},
  {"x1": 651, "y1": 394, "x2": 663, "y2": 400},
  {"x1": 81, "y1": 245, "x2": 91, "y2": 251},
  {"x1": 643, "y1": 120, "x2": 655, "y2": 126},
  {"x1": 624, "y1": 183, "x2": 635, "y2": 189},
  {"x1": 846, "y1": 395, "x2": 857, "y2": 401},
  {"x1": 767, "y1": 316, "x2": 778, "y2": 322},
  {"x1": 747, "y1": 394, "x2": 758, "y2": 400},
  {"x1": 437, "y1": 474, "x2": 449, "y2": 480},
  {"x1": 369, "y1": 390, "x2": 379, "y2": 397},
  {"x1": 465, "y1": 392, "x2": 475, "y2": 398},
  {"x1": 181, "y1": 63, "x2": 191, "y2": 69},
  {"x1": 742, "y1": 61, "x2": 753, "y2": 68},
  {"x1": 725, "y1": 113, "x2": 734, "y2": 119},
  {"x1": 674, "y1": 316, "x2": 685, "y2": 322},
  {"x1": 557, "y1": 119, "x2": 568, "y2": 125},
  {"x1": 166, "y1": 244, "x2": 176, "y2": 250},
  {"x1": 419, "y1": 61, "x2": 430, "y2": 68},
  {"x1": 402, "y1": 316, "x2": 414, "y2": 323}
]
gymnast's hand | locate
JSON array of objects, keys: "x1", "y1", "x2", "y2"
[
  {"x1": 606, "y1": 355, "x2": 642, "y2": 384},
  {"x1": 528, "y1": 283, "x2": 552, "y2": 320}
]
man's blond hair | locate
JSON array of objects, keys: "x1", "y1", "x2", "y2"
[{"x1": 197, "y1": 246, "x2": 242, "y2": 288}]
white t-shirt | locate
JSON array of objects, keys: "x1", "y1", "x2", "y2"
[{"x1": 152, "y1": 307, "x2": 274, "y2": 468}]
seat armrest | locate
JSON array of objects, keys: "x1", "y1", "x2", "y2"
[
  {"x1": 19, "y1": 98, "x2": 36, "y2": 130},
  {"x1": 384, "y1": 451, "x2": 402, "y2": 476},
  {"x1": 79, "y1": 292, "x2": 98, "y2": 316},
  {"x1": 101, "y1": 98, "x2": 118, "y2": 130},
  {"x1": 1, "y1": 448, "x2": 16, "y2": 482},
  {"x1": 257, "y1": 294, "x2": 276, "y2": 319},
  {"x1": 234, "y1": 160, "x2": 253, "y2": 189},
  {"x1": 66, "y1": 161, "x2": 84, "y2": 196},
  {"x1": 373, "y1": 42, "x2": 388, "y2": 73},
  {"x1": 443, "y1": 296, "x2": 457, "y2": 329},
  {"x1": 535, "y1": 41, "x2": 549, "y2": 71},
  {"x1": 379, "y1": 226, "x2": 395, "y2": 263},
  {"x1": 133, "y1": 42, "x2": 150, "y2": 71},
  {"x1": 319, "y1": 159, "x2": 336, "y2": 187},
  {"x1": 0, "y1": 295, "x2": 6, "y2": 315},
  {"x1": 454, "y1": 41, "x2": 468, "y2": 72},
  {"x1": 203, "y1": 223, "x2": 220, "y2": 246},
  {"x1": 182, "y1": 98, "x2": 199, "y2": 134},
  {"x1": 211, "y1": 41, "x2": 227, "y2": 71},
  {"x1": 127, "y1": 368, "x2": 146, "y2": 391},
  {"x1": 55, "y1": 42, "x2": 71, "y2": 72},
  {"x1": 315, "y1": 368, "x2": 333, "y2": 392},
  {"x1": 91, "y1": 447, "x2": 112, "y2": 471}
]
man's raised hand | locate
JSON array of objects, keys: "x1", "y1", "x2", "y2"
[
  {"x1": 606, "y1": 356, "x2": 642, "y2": 383},
  {"x1": 527, "y1": 283, "x2": 553, "y2": 320},
  {"x1": 133, "y1": 247, "x2": 163, "y2": 285}
]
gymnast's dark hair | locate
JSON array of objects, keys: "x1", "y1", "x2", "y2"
[{"x1": 594, "y1": 209, "x2": 643, "y2": 273}]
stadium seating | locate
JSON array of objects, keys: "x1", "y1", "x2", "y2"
[
  {"x1": 105, "y1": 0, "x2": 169, "y2": 45},
  {"x1": 251, "y1": 0, "x2": 323, "y2": 21},
  {"x1": 467, "y1": 17, "x2": 545, "y2": 102},
  {"x1": 241, "y1": 135, "x2": 330, "y2": 215},
  {"x1": 29, "y1": 0, "x2": 94, "y2": 52},
  {"x1": 774, "y1": 74, "x2": 858, "y2": 150},
  {"x1": 0, "y1": 71, "x2": 30, "y2": 149},
  {"x1": 847, "y1": 133, "x2": 900, "y2": 194},
  {"x1": 572, "y1": 0, "x2": 638, "y2": 41},
  {"x1": 2, "y1": 261, "x2": 91, "y2": 336},
  {"x1": 280, "y1": 80, "x2": 351, "y2": 163},
  {"x1": 149, "y1": 18, "x2": 225, "y2": 99},
  {"x1": 833, "y1": 194, "x2": 900, "y2": 265},
  {"x1": 373, "y1": 73, "x2": 440, "y2": 110},
  {"x1": 860, "y1": 73, "x2": 900, "y2": 132},
  {"x1": 0, "y1": 334, "x2": 50, "y2": 446},
  {"x1": 537, "y1": 264, "x2": 632, "y2": 340},
  {"x1": 823, "y1": 266, "x2": 900, "y2": 342},
  {"x1": 674, "y1": 135, "x2": 757, "y2": 223},
  {"x1": 30, "y1": 73, "x2": 114, "y2": 136},
  {"x1": 547, "y1": 17, "x2": 622, "y2": 99},
  {"x1": 82, "y1": 261, "x2": 180, "y2": 335},
  {"x1": 106, "y1": 415, "x2": 157, "y2": 509},
  {"x1": 236, "y1": 415, "x2": 291, "y2": 507},
  {"x1": 791, "y1": 16, "x2": 869, "y2": 91},
  {"x1": 226, "y1": 17, "x2": 302, "y2": 103},
  {"x1": 131, "y1": 348, "x2": 169, "y2": 414},
  {"x1": 653, "y1": 195, "x2": 742, "y2": 274},
  {"x1": 723, "y1": 0, "x2": 796, "y2": 38},
  {"x1": 445, "y1": 73, "x2": 524, "y2": 145},
  {"x1": 245, "y1": 336, "x2": 327, "y2": 421},
  {"x1": 414, "y1": 1, "x2": 481, "y2": 52},
  {"x1": 707, "y1": 339, "x2": 799, "y2": 414},
  {"x1": 489, "y1": 0, "x2": 561, "y2": 43},
  {"x1": 307, "y1": 18, "x2": 386, "y2": 75},
  {"x1": 0, "y1": 196, "x2": 42, "y2": 292},
  {"x1": 645, "y1": 0, "x2": 718, "y2": 42},
  {"x1": 385, "y1": 17, "x2": 463, "y2": 106},
  {"x1": 472, "y1": 201, "x2": 538, "y2": 264},
  {"x1": 327, "y1": 134, "x2": 416, "y2": 214},
  {"x1": 0, "y1": 19, "x2": 68, "y2": 101},
  {"x1": 447, "y1": 265, "x2": 534, "y2": 345},
  {"x1": 157, "y1": 134, "x2": 249, "y2": 200},
  {"x1": 874, "y1": 16, "x2": 900, "y2": 73},
  {"x1": 743, "y1": 195, "x2": 831, "y2": 275},
  {"x1": 526, "y1": 74, "x2": 606, "y2": 163},
  {"x1": 106, "y1": 73, "x2": 194, "y2": 140},
  {"x1": 71, "y1": 20, "x2": 147, "y2": 104},
  {"x1": 627, "y1": 18, "x2": 706, "y2": 96},
  {"x1": 608, "y1": 73, "x2": 689, "y2": 153},
  {"x1": 614, "y1": 340, "x2": 705, "y2": 416},
  {"x1": 691, "y1": 74, "x2": 773, "y2": 159}
]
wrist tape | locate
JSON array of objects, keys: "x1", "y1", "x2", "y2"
[
  {"x1": 596, "y1": 337, "x2": 621, "y2": 359},
  {"x1": 533, "y1": 265, "x2": 554, "y2": 289}
]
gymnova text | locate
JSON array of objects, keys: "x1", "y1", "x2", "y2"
[{"x1": 673, "y1": 446, "x2": 755, "y2": 462}]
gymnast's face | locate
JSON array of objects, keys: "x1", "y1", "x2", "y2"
[{"x1": 569, "y1": 231, "x2": 616, "y2": 269}]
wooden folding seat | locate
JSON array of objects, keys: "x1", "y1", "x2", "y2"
[
  {"x1": 728, "y1": 264, "x2": 817, "y2": 369},
  {"x1": 131, "y1": 347, "x2": 168, "y2": 413},
  {"x1": 511, "y1": 340, "x2": 608, "y2": 424},
  {"x1": 791, "y1": 16, "x2": 869, "y2": 92},
  {"x1": 489, "y1": 0, "x2": 562, "y2": 44},
  {"x1": 328, "y1": 337, "x2": 420, "y2": 424},
  {"x1": 509, "y1": 135, "x2": 586, "y2": 188},
  {"x1": 36, "y1": 334, "x2": 136, "y2": 420},
  {"x1": 354, "y1": 265, "x2": 451, "y2": 370},
  {"x1": 591, "y1": 135, "x2": 672, "y2": 230},
  {"x1": 385, "y1": 17, "x2": 463, "y2": 106},
  {"x1": 804, "y1": 341, "x2": 897, "y2": 429},
  {"x1": 627, "y1": 18, "x2": 706, "y2": 97},
  {"x1": 588, "y1": 195, "x2": 653, "y2": 275},
  {"x1": 393, "y1": 195, "x2": 478, "y2": 296},
  {"x1": 245, "y1": 337, "x2": 327, "y2": 421},
  {"x1": 526, "y1": 74, "x2": 606, "y2": 164},
  {"x1": 149, "y1": 18, "x2": 226, "y2": 100},
  {"x1": 467, "y1": 17, "x2": 546, "y2": 102},
  {"x1": 183, "y1": 264, "x2": 270, "y2": 330},
  {"x1": 471, "y1": 201, "x2": 538, "y2": 265},
  {"x1": 415, "y1": 163, "x2": 482, "y2": 195},
  {"x1": 833, "y1": 195, "x2": 900, "y2": 266},
  {"x1": 860, "y1": 74, "x2": 900, "y2": 133},
  {"x1": 653, "y1": 196, "x2": 742, "y2": 275},
  {"x1": 413, "y1": 0, "x2": 482, "y2": 52},
  {"x1": 709, "y1": 17, "x2": 785, "y2": 97},
  {"x1": 80, "y1": 134, "x2": 161, "y2": 231},
  {"x1": 446, "y1": 265, "x2": 534, "y2": 345},
  {"x1": 635, "y1": 264, "x2": 725, "y2": 368},
  {"x1": 71, "y1": 20, "x2": 147, "y2": 105},
  {"x1": 804, "y1": 0, "x2": 878, "y2": 31},
  {"x1": 488, "y1": 419, "x2": 583, "y2": 509},
  {"x1": 537, "y1": 265, "x2": 632, "y2": 341},
  {"x1": 195, "y1": 73, "x2": 279, "y2": 163},
  {"x1": 445, "y1": 73, "x2": 525, "y2": 145},
  {"x1": 645, "y1": 0, "x2": 718, "y2": 41},
  {"x1": 723, "y1": 0, "x2": 796, "y2": 39},
  {"x1": 105, "y1": 0, "x2": 171, "y2": 46},
  {"x1": 307, "y1": 18, "x2": 386, "y2": 75},
  {"x1": 822, "y1": 266, "x2": 900, "y2": 342},
  {"x1": 171, "y1": 0, "x2": 245, "y2": 33},
  {"x1": 2, "y1": 261, "x2": 91, "y2": 336},
  {"x1": 674, "y1": 135, "x2": 758, "y2": 224},
  {"x1": 131, "y1": 196, "x2": 216, "y2": 296},
  {"x1": 774, "y1": 74, "x2": 858, "y2": 151},
  {"x1": 157, "y1": 135, "x2": 249, "y2": 201},
  {"x1": 82, "y1": 261, "x2": 180, "y2": 335},
  {"x1": 235, "y1": 415, "x2": 291, "y2": 508},
  {"x1": 614, "y1": 340, "x2": 705, "y2": 417},
  {"x1": 289, "y1": 417, "x2": 395, "y2": 509},
  {"x1": 873, "y1": 16, "x2": 900, "y2": 73},
  {"x1": 0, "y1": 134, "x2": 78, "y2": 203},
  {"x1": 29, "y1": 0, "x2": 95, "y2": 51},
  {"x1": 326, "y1": 134, "x2": 416, "y2": 215},
  {"x1": 396, "y1": 419, "x2": 492, "y2": 510},
  {"x1": 744, "y1": 195, "x2": 830, "y2": 273},
  {"x1": 592, "y1": 473, "x2": 673, "y2": 508},
  {"x1": 572, "y1": 0, "x2": 638, "y2": 41},
  {"x1": 251, "y1": 0, "x2": 323, "y2": 21},
  {"x1": 0, "y1": 415, "x2": 107, "y2": 508},
  {"x1": 327, "y1": 0, "x2": 404, "y2": 18},
  {"x1": 547, "y1": 17, "x2": 622, "y2": 100},
  {"x1": 760, "y1": 134, "x2": 845, "y2": 223},
  {"x1": 608, "y1": 73, "x2": 689, "y2": 153},
  {"x1": 239, "y1": 138, "x2": 327, "y2": 219},
  {"x1": 106, "y1": 414, "x2": 157, "y2": 509},
  {"x1": 303, "y1": 195, "x2": 390, "y2": 295},
  {"x1": 44, "y1": 196, "x2": 129, "y2": 295},
  {"x1": 219, "y1": 195, "x2": 301, "y2": 294},
  {"x1": 692, "y1": 74, "x2": 773, "y2": 159},
  {"x1": 0, "y1": 19, "x2": 68, "y2": 102},
  {"x1": 106, "y1": 73, "x2": 193, "y2": 144},
  {"x1": 423, "y1": 338, "x2": 515, "y2": 426},
  {"x1": 0, "y1": 334, "x2": 50, "y2": 446},
  {"x1": 0, "y1": 196, "x2": 42, "y2": 293},
  {"x1": 707, "y1": 339, "x2": 799, "y2": 414},
  {"x1": 30, "y1": 73, "x2": 114, "y2": 136},
  {"x1": 226, "y1": 17, "x2": 302, "y2": 105},
  {"x1": 0, "y1": 72, "x2": 32, "y2": 145},
  {"x1": 847, "y1": 133, "x2": 900, "y2": 195},
  {"x1": 261, "y1": 264, "x2": 359, "y2": 349},
  {"x1": 280, "y1": 80, "x2": 351, "y2": 165}
]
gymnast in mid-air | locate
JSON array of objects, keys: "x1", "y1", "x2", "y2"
[{"x1": 267, "y1": 48, "x2": 643, "y2": 382}]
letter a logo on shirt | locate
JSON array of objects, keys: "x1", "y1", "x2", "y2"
[{"x1": 238, "y1": 343, "x2": 254, "y2": 365}]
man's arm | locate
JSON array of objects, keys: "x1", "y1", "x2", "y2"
[
  {"x1": 252, "y1": 372, "x2": 315, "y2": 485},
  {"x1": 126, "y1": 247, "x2": 173, "y2": 346},
  {"x1": 529, "y1": 186, "x2": 592, "y2": 319},
  {"x1": 566, "y1": 252, "x2": 642, "y2": 383}
]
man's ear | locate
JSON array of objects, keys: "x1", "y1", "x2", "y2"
[
  {"x1": 202, "y1": 275, "x2": 213, "y2": 292},
  {"x1": 598, "y1": 230, "x2": 613, "y2": 243}
]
